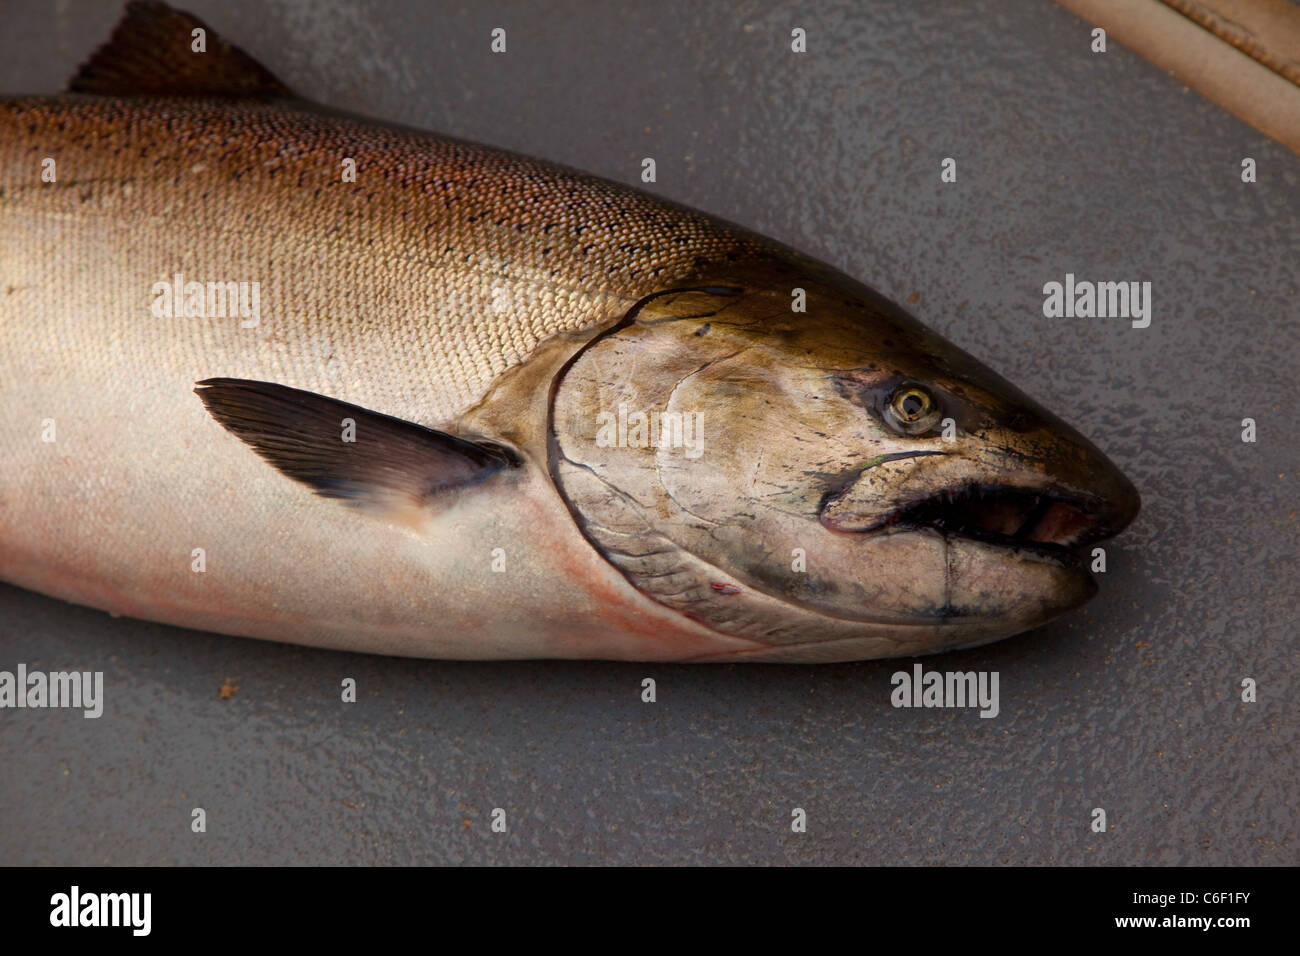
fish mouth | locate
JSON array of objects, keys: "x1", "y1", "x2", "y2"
[{"x1": 880, "y1": 484, "x2": 1128, "y2": 565}]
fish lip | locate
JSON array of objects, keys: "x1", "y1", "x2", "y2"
[{"x1": 852, "y1": 481, "x2": 1135, "y2": 565}]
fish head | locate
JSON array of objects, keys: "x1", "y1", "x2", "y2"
[{"x1": 550, "y1": 260, "x2": 1140, "y2": 659}]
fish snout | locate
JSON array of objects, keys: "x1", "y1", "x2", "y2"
[
  {"x1": 1019, "y1": 419, "x2": 1141, "y2": 549},
  {"x1": 1081, "y1": 451, "x2": 1141, "y2": 543}
]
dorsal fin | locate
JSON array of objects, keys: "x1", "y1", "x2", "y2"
[{"x1": 69, "y1": 1, "x2": 292, "y2": 98}]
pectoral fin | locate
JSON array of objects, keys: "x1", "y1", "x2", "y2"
[{"x1": 195, "y1": 379, "x2": 519, "y2": 522}]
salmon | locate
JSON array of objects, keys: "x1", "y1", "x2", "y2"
[{"x1": 0, "y1": 2, "x2": 1139, "y2": 662}]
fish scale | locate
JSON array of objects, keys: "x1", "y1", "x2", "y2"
[{"x1": 1, "y1": 95, "x2": 769, "y2": 424}]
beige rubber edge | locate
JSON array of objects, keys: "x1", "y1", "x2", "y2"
[
  {"x1": 1162, "y1": 0, "x2": 1300, "y2": 85},
  {"x1": 1055, "y1": 0, "x2": 1300, "y2": 154}
]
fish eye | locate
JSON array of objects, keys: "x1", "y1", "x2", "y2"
[{"x1": 885, "y1": 384, "x2": 941, "y2": 434}]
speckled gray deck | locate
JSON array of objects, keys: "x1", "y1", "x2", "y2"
[{"x1": 0, "y1": 0, "x2": 1294, "y2": 865}]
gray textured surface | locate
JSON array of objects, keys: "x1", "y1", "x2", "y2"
[{"x1": 0, "y1": 0, "x2": 1295, "y2": 865}]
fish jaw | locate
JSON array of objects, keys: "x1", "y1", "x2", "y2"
[{"x1": 816, "y1": 423, "x2": 1140, "y2": 627}]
